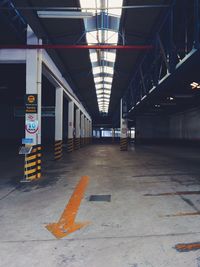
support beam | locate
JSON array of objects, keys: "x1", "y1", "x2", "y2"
[
  {"x1": 67, "y1": 101, "x2": 74, "y2": 152},
  {"x1": 54, "y1": 87, "x2": 63, "y2": 160},
  {"x1": 75, "y1": 108, "x2": 81, "y2": 150},
  {"x1": 24, "y1": 26, "x2": 42, "y2": 181},
  {"x1": 0, "y1": 49, "x2": 26, "y2": 63},
  {"x1": 0, "y1": 44, "x2": 154, "y2": 50},
  {"x1": 42, "y1": 51, "x2": 91, "y2": 121}
]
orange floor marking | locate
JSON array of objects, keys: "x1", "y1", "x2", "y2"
[
  {"x1": 175, "y1": 242, "x2": 200, "y2": 252},
  {"x1": 46, "y1": 176, "x2": 90, "y2": 239}
]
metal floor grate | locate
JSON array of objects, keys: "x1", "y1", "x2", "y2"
[{"x1": 89, "y1": 195, "x2": 111, "y2": 202}]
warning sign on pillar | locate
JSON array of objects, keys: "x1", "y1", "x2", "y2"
[
  {"x1": 25, "y1": 94, "x2": 38, "y2": 113},
  {"x1": 25, "y1": 114, "x2": 38, "y2": 134}
]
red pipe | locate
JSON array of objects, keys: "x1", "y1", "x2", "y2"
[{"x1": 0, "y1": 44, "x2": 153, "y2": 50}]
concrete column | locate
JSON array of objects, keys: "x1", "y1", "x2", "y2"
[
  {"x1": 24, "y1": 26, "x2": 42, "y2": 181},
  {"x1": 54, "y1": 87, "x2": 63, "y2": 160},
  {"x1": 81, "y1": 114, "x2": 85, "y2": 146},
  {"x1": 67, "y1": 101, "x2": 74, "y2": 152},
  {"x1": 89, "y1": 120, "x2": 92, "y2": 144},
  {"x1": 85, "y1": 117, "x2": 88, "y2": 145},
  {"x1": 112, "y1": 128, "x2": 115, "y2": 143},
  {"x1": 75, "y1": 108, "x2": 81, "y2": 149},
  {"x1": 120, "y1": 98, "x2": 128, "y2": 151}
]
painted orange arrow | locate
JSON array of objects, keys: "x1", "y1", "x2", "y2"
[{"x1": 46, "y1": 176, "x2": 90, "y2": 239}]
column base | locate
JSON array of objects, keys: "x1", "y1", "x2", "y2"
[
  {"x1": 24, "y1": 145, "x2": 42, "y2": 181},
  {"x1": 67, "y1": 138, "x2": 74, "y2": 152},
  {"x1": 81, "y1": 137, "x2": 84, "y2": 147},
  {"x1": 54, "y1": 140, "x2": 63, "y2": 160},
  {"x1": 75, "y1": 138, "x2": 81, "y2": 150},
  {"x1": 120, "y1": 138, "x2": 128, "y2": 151}
]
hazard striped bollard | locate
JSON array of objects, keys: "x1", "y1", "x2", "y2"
[
  {"x1": 67, "y1": 138, "x2": 74, "y2": 152},
  {"x1": 120, "y1": 138, "x2": 128, "y2": 151},
  {"x1": 24, "y1": 145, "x2": 42, "y2": 181},
  {"x1": 75, "y1": 138, "x2": 81, "y2": 150},
  {"x1": 54, "y1": 140, "x2": 63, "y2": 160}
]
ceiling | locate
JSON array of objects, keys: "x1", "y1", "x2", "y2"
[{"x1": 2, "y1": 0, "x2": 172, "y2": 122}]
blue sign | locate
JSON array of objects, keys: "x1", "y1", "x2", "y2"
[{"x1": 22, "y1": 138, "x2": 34, "y2": 145}]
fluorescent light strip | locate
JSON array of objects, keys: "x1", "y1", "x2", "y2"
[{"x1": 37, "y1": 11, "x2": 93, "y2": 18}]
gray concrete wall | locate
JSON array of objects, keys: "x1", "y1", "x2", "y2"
[
  {"x1": 135, "y1": 115, "x2": 169, "y2": 141},
  {"x1": 135, "y1": 107, "x2": 200, "y2": 143},
  {"x1": 170, "y1": 108, "x2": 200, "y2": 140}
]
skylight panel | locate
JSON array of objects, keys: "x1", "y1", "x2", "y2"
[
  {"x1": 86, "y1": 31, "x2": 99, "y2": 44},
  {"x1": 108, "y1": 0, "x2": 123, "y2": 17},
  {"x1": 103, "y1": 51, "x2": 116, "y2": 62},
  {"x1": 95, "y1": 84, "x2": 103, "y2": 89},
  {"x1": 103, "y1": 66, "x2": 114, "y2": 75},
  {"x1": 104, "y1": 31, "x2": 118, "y2": 44},
  {"x1": 98, "y1": 99, "x2": 110, "y2": 103},
  {"x1": 89, "y1": 52, "x2": 98, "y2": 62},
  {"x1": 96, "y1": 88, "x2": 111, "y2": 93},
  {"x1": 92, "y1": 66, "x2": 102, "y2": 75},
  {"x1": 94, "y1": 77, "x2": 103, "y2": 83},
  {"x1": 103, "y1": 84, "x2": 112, "y2": 89},
  {"x1": 104, "y1": 77, "x2": 113, "y2": 83}
]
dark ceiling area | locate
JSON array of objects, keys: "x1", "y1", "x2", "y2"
[
  {"x1": 129, "y1": 50, "x2": 200, "y2": 122},
  {"x1": 2, "y1": 0, "x2": 171, "y2": 124}
]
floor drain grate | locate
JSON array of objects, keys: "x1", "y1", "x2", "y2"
[{"x1": 89, "y1": 195, "x2": 111, "y2": 202}]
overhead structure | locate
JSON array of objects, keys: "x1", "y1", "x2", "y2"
[{"x1": 80, "y1": 0, "x2": 123, "y2": 114}]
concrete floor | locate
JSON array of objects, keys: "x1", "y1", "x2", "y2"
[{"x1": 1, "y1": 143, "x2": 200, "y2": 266}]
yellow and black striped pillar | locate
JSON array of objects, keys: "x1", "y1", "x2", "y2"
[
  {"x1": 24, "y1": 145, "x2": 42, "y2": 181},
  {"x1": 67, "y1": 138, "x2": 74, "y2": 152},
  {"x1": 74, "y1": 138, "x2": 81, "y2": 150},
  {"x1": 37, "y1": 145, "x2": 42, "y2": 179},
  {"x1": 54, "y1": 140, "x2": 63, "y2": 160},
  {"x1": 120, "y1": 138, "x2": 128, "y2": 151}
]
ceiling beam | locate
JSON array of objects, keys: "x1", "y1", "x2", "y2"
[{"x1": 0, "y1": 44, "x2": 153, "y2": 50}]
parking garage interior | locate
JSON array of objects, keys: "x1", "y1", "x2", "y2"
[{"x1": 1, "y1": 0, "x2": 200, "y2": 266}]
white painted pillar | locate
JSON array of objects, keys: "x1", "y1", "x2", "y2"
[
  {"x1": 89, "y1": 120, "x2": 92, "y2": 143},
  {"x1": 81, "y1": 114, "x2": 85, "y2": 146},
  {"x1": 55, "y1": 87, "x2": 63, "y2": 141},
  {"x1": 24, "y1": 26, "x2": 42, "y2": 181},
  {"x1": 75, "y1": 108, "x2": 81, "y2": 149},
  {"x1": 85, "y1": 117, "x2": 88, "y2": 144},
  {"x1": 67, "y1": 101, "x2": 74, "y2": 152},
  {"x1": 54, "y1": 87, "x2": 63, "y2": 160},
  {"x1": 25, "y1": 26, "x2": 42, "y2": 145},
  {"x1": 120, "y1": 98, "x2": 128, "y2": 151},
  {"x1": 112, "y1": 128, "x2": 115, "y2": 143}
]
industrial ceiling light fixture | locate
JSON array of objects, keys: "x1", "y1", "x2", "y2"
[
  {"x1": 37, "y1": 11, "x2": 93, "y2": 19},
  {"x1": 190, "y1": 82, "x2": 200, "y2": 89}
]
